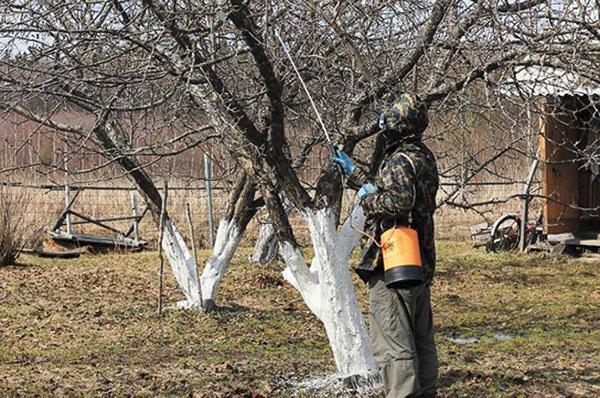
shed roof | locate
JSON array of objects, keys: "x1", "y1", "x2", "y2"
[{"x1": 508, "y1": 66, "x2": 600, "y2": 97}]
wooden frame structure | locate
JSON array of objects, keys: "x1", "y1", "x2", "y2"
[{"x1": 49, "y1": 187, "x2": 149, "y2": 251}]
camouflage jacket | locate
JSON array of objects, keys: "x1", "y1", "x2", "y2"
[{"x1": 349, "y1": 141, "x2": 439, "y2": 284}]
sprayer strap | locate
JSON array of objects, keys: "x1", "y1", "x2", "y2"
[{"x1": 397, "y1": 152, "x2": 418, "y2": 215}]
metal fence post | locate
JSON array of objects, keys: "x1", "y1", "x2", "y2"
[
  {"x1": 65, "y1": 185, "x2": 72, "y2": 235},
  {"x1": 130, "y1": 191, "x2": 139, "y2": 243},
  {"x1": 64, "y1": 152, "x2": 73, "y2": 235},
  {"x1": 204, "y1": 153, "x2": 215, "y2": 247}
]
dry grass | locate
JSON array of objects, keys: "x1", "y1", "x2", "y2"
[
  {"x1": 0, "y1": 243, "x2": 598, "y2": 397},
  {"x1": 0, "y1": 187, "x2": 38, "y2": 266},
  {"x1": 13, "y1": 182, "x2": 528, "y2": 251}
]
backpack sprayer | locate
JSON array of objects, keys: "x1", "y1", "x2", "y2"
[
  {"x1": 275, "y1": 31, "x2": 422, "y2": 288},
  {"x1": 381, "y1": 226, "x2": 423, "y2": 288}
]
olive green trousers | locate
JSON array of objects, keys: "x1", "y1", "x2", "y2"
[{"x1": 368, "y1": 274, "x2": 438, "y2": 398}]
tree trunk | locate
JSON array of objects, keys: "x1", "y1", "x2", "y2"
[
  {"x1": 250, "y1": 196, "x2": 292, "y2": 265},
  {"x1": 93, "y1": 123, "x2": 204, "y2": 308},
  {"x1": 161, "y1": 219, "x2": 203, "y2": 308},
  {"x1": 280, "y1": 205, "x2": 378, "y2": 381},
  {"x1": 199, "y1": 218, "x2": 242, "y2": 310},
  {"x1": 199, "y1": 173, "x2": 261, "y2": 311},
  {"x1": 250, "y1": 222, "x2": 278, "y2": 265}
]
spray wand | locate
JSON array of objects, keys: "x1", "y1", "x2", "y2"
[
  {"x1": 275, "y1": 30, "x2": 338, "y2": 155},
  {"x1": 275, "y1": 30, "x2": 382, "y2": 245}
]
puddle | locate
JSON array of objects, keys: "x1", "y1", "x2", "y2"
[
  {"x1": 445, "y1": 336, "x2": 479, "y2": 345},
  {"x1": 493, "y1": 332, "x2": 515, "y2": 341},
  {"x1": 444, "y1": 331, "x2": 516, "y2": 345}
]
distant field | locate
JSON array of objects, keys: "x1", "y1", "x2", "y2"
[{"x1": 1, "y1": 243, "x2": 598, "y2": 397}]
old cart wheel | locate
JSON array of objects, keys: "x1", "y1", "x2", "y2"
[{"x1": 489, "y1": 213, "x2": 521, "y2": 252}]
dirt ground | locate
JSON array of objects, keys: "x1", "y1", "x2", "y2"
[{"x1": 1, "y1": 243, "x2": 598, "y2": 397}]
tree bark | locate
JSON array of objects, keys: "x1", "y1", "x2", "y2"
[
  {"x1": 255, "y1": 181, "x2": 377, "y2": 380},
  {"x1": 200, "y1": 173, "x2": 262, "y2": 311},
  {"x1": 93, "y1": 122, "x2": 203, "y2": 308},
  {"x1": 280, "y1": 206, "x2": 378, "y2": 381},
  {"x1": 250, "y1": 196, "x2": 292, "y2": 265}
]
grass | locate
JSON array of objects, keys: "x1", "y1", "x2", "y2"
[{"x1": 0, "y1": 242, "x2": 598, "y2": 397}]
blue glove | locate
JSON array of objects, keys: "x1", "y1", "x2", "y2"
[
  {"x1": 331, "y1": 151, "x2": 356, "y2": 176},
  {"x1": 377, "y1": 112, "x2": 386, "y2": 129},
  {"x1": 357, "y1": 183, "x2": 377, "y2": 199}
]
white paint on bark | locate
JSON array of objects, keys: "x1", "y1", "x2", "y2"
[
  {"x1": 250, "y1": 222, "x2": 278, "y2": 264},
  {"x1": 103, "y1": 123, "x2": 204, "y2": 310},
  {"x1": 280, "y1": 206, "x2": 377, "y2": 378},
  {"x1": 200, "y1": 218, "x2": 241, "y2": 307},
  {"x1": 161, "y1": 219, "x2": 202, "y2": 308},
  {"x1": 250, "y1": 196, "x2": 293, "y2": 265}
]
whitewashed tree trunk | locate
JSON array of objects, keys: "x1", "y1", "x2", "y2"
[
  {"x1": 250, "y1": 196, "x2": 292, "y2": 265},
  {"x1": 161, "y1": 219, "x2": 202, "y2": 309},
  {"x1": 98, "y1": 123, "x2": 207, "y2": 310},
  {"x1": 281, "y1": 205, "x2": 378, "y2": 381},
  {"x1": 250, "y1": 222, "x2": 278, "y2": 265},
  {"x1": 199, "y1": 218, "x2": 242, "y2": 311}
]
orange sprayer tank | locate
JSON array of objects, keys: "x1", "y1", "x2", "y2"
[{"x1": 381, "y1": 226, "x2": 424, "y2": 288}]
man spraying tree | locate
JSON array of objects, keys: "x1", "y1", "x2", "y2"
[{"x1": 332, "y1": 94, "x2": 439, "y2": 397}]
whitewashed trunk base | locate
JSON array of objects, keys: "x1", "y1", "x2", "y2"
[
  {"x1": 280, "y1": 207, "x2": 378, "y2": 380},
  {"x1": 161, "y1": 219, "x2": 202, "y2": 308},
  {"x1": 199, "y1": 218, "x2": 241, "y2": 311},
  {"x1": 249, "y1": 222, "x2": 278, "y2": 265}
]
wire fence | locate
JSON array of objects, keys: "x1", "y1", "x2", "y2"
[
  {"x1": 2, "y1": 177, "x2": 535, "y2": 249},
  {"x1": 1, "y1": 180, "x2": 529, "y2": 191}
]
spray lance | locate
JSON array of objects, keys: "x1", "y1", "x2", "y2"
[
  {"x1": 274, "y1": 30, "x2": 338, "y2": 156},
  {"x1": 275, "y1": 31, "x2": 423, "y2": 288},
  {"x1": 276, "y1": 30, "x2": 397, "y2": 173},
  {"x1": 276, "y1": 30, "x2": 382, "y2": 169}
]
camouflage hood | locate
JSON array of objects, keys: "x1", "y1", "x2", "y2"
[{"x1": 382, "y1": 93, "x2": 429, "y2": 143}]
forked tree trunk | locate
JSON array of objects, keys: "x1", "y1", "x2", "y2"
[
  {"x1": 280, "y1": 205, "x2": 378, "y2": 382},
  {"x1": 199, "y1": 217, "x2": 243, "y2": 310},
  {"x1": 161, "y1": 219, "x2": 203, "y2": 308},
  {"x1": 199, "y1": 173, "x2": 260, "y2": 311},
  {"x1": 93, "y1": 123, "x2": 204, "y2": 308}
]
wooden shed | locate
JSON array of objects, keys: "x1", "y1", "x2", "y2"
[
  {"x1": 540, "y1": 95, "x2": 600, "y2": 237},
  {"x1": 514, "y1": 66, "x2": 600, "y2": 246}
]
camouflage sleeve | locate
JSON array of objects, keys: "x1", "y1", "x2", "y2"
[
  {"x1": 354, "y1": 118, "x2": 381, "y2": 138},
  {"x1": 345, "y1": 119, "x2": 381, "y2": 190},
  {"x1": 359, "y1": 154, "x2": 416, "y2": 218},
  {"x1": 346, "y1": 166, "x2": 370, "y2": 190}
]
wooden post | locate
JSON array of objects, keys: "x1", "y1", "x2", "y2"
[
  {"x1": 157, "y1": 180, "x2": 168, "y2": 316},
  {"x1": 204, "y1": 153, "x2": 215, "y2": 247},
  {"x1": 130, "y1": 191, "x2": 139, "y2": 243},
  {"x1": 520, "y1": 158, "x2": 540, "y2": 252},
  {"x1": 186, "y1": 202, "x2": 199, "y2": 268},
  {"x1": 51, "y1": 189, "x2": 81, "y2": 232}
]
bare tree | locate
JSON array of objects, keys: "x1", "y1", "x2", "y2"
[{"x1": 1, "y1": 0, "x2": 598, "y2": 382}]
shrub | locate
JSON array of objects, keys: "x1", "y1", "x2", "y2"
[{"x1": 0, "y1": 186, "x2": 34, "y2": 266}]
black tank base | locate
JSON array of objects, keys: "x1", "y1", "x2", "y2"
[{"x1": 385, "y1": 265, "x2": 423, "y2": 289}]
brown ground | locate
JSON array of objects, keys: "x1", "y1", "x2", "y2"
[{"x1": 1, "y1": 243, "x2": 598, "y2": 397}]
